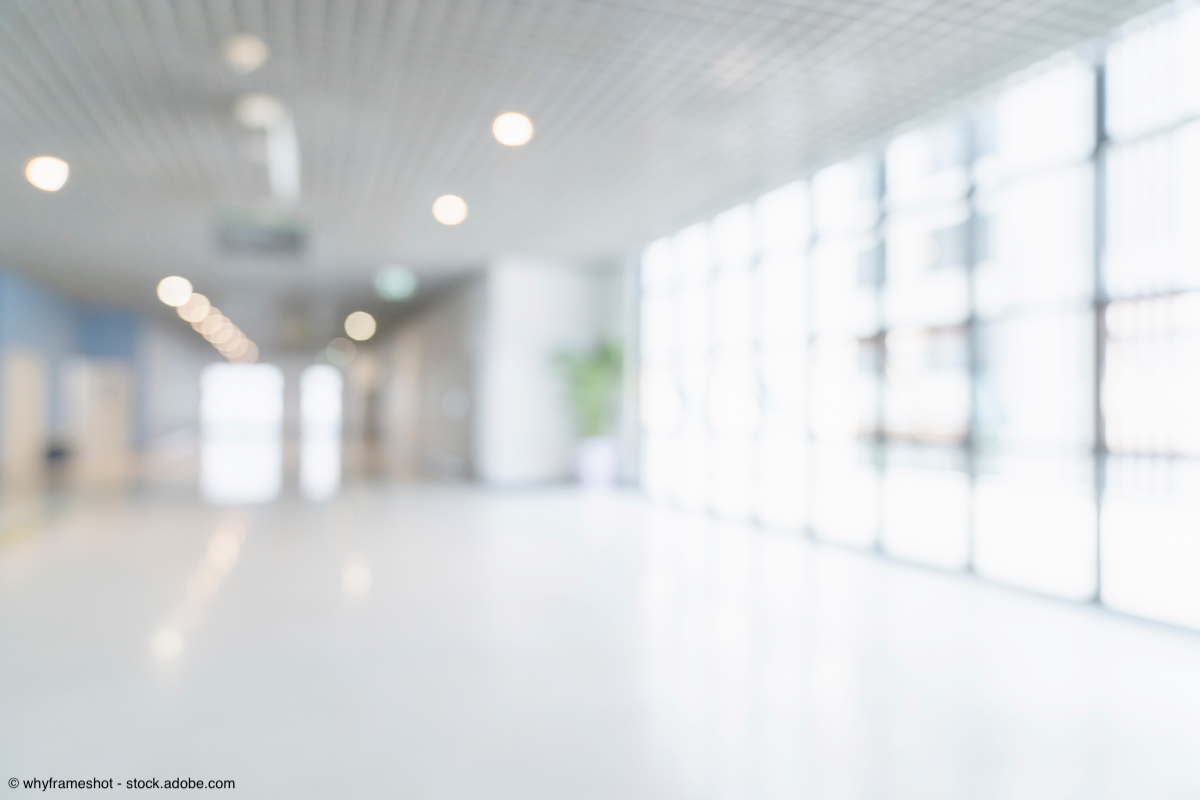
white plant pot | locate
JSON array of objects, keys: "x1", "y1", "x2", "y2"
[{"x1": 575, "y1": 436, "x2": 619, "y2": 489}]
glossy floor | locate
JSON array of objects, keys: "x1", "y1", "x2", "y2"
[{"x1": 2, "y1": 486, "x2": 1199, "y2": 798}]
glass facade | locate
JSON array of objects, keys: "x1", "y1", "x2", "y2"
[{"x1": 638, "y1": 4, "x2": 1200, "y2": 630}]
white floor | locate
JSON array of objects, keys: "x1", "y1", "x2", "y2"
[{"x1": 2, "y1": 485, "x2": 1199, "y2": 799}]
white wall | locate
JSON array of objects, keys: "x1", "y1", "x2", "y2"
[{"x1": 474, "y1": 257, "x2": 623, "y2": 485}]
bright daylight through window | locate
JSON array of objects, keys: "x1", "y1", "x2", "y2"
[{"x1": 639, "y1": 3, "x2": 1200, "y2": 630}]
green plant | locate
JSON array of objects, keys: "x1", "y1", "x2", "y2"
[{"x1": 555, "y1": 340, "x2": 623, "y2": 438}]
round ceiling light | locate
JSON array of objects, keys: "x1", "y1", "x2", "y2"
[
  {"x1": 176, "y1": 293, "x2": 211, "y2": 323},
  {"x1": 231, "y1": 341, "x2": 259, "y2": 364},
  {"x1": 432, "y1": 194, "x2": 467, "y2": 225},
  {"x1": 344, "y1": 311, "x2": 377, "y2": 341},
  {"x1": 191, "y1": 308, "x2": 219, "y2": 331},
  {"x1": 156, "y1": 276, "x2": 193, "y2": 307},
  {"x1": 209, "y1": 325, "x2": 238, "y2": 345},
  {"x1": 25, "y1": 156, "x2": 69, "y2": 191},
  {"x1": 374, "y1": 265, "x2": 418, "y2": 301},
  {"x1": 224, "y1": 34, "x2": 269, "y2": 73},
  {"x1": 492, "y1": 112, "x2": 534, "y2": 146},
  {"x1": 199, "y1": 314, "x2": 229, "y2": 335}
]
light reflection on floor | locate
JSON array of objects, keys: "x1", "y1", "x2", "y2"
[{"x1": 2, "y1": 487, "x2": 1199, "y2": 798}]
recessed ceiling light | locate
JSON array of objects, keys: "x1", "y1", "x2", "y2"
[
  {"x1": 232, "y1": 341, "x2": 259, "y2": 364},
  {"x1": 344, "y1": 311, "x2": 377, "y2": 341},
  {"x1": 224, "y1": 34, "x2": 269, "y2": 73},
  {"x1": 374, "y1": 265, "x2": 418, "y2": 301},
  {"x1": 25, "y1": 156, "x2": 69, "y2": 191},
  {"x1": 432, "y1": 195, "x2": 467, "y2": 225},
  {"x1": 492, "y1": 112, "x2": 534, "y2": 146},
  {"x1": 176, "y1": 293, "x2": 212, "y2": 323},
  {"x1": 156, "y1": 276, "x2": 193, "y2": 306},
  {"x1": 199, "y1": 315, "x2": 229, "y2": 335},
  {"x1": 234, "y1": 93, "x2": 286, "y2": 129}
]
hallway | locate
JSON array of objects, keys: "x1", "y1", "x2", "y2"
[{"x1": 3, "y1": 487, "x2": 1198, "y2": 798}]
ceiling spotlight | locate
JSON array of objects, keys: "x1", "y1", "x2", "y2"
[
  {"x1": 25, "y1": 156, "x2": 69, "y2": 191},
  {"x1": 234, "y1": 93, "x2": 286, "y2": 129},
  {"x1": 209, "y1": 325, "x2": 238, "y2": 345},
  {"x1": 432, "y1": 195, "x2": 467, "y2": 225},
  {"x1": 231, "y1": 341, "x2": 259, "y2": 364},
  {"x1": 176, "y1": 293, "x2": 211, "y2": 323},
  {"x1": 220, "y1": 336, "x2": 249, "y2": 357},
  {"x1": 492, "y1": 112, "x2": 534, "y2": 146},
  {"x1": 224, "y1": 34, "x2": 269, "y2": 73},
  {"x1": 199, "y1": 314, "x2": 229, "y2": 335},
  {"x1": 374, "y1": 265, "x2": 418, "y2": 301},
  {"x1": 157, "y1": 276, "x2": 193, "y2": 307},
  {"x1": 344, "y1": 311, "x2": 376, "y2": 341},
  {"x1": 326, "y1": 337, "x2": 356, "y2": 367},
  {"x1": 191, "y1": 308, "x2": 219, "y2": 331}
]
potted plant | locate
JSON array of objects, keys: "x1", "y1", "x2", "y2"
[{"x1": 556, "y1": 340, "x2": 623, "y2": 488}]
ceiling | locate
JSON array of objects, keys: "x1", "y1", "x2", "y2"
[{"x1": 0, "y1": 0, "x2": 1165, "y2": 311}]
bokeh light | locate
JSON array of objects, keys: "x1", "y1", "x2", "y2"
[
  {"x1": 374, "y1": 265, "x2": 418, "y2": 301},
  {"x1": 156, "y1": 276, "x2": 193, "y2": 307},
  {"x1": 25, "y1": 156, "x2": 69, "y2": 191},
  {"x1": 344, "y1": 311, "x2": 377, "y2": 341},
  {"x1": 432, "y1": 194, "x2": 468, "y2": 225},
  {"x1": 176, "y1": 293, "x2": 211, "y2": 323},
  {"x1": 224, "y1": 34, "x2": 269, "y2": 73},
  {"x1": 492, "y1": 112, "x2": 534, "y2": 146}
]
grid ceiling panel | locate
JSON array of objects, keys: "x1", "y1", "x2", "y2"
[{"x1": 0, "y1": 0, "x2": 1164, "y2": 306}]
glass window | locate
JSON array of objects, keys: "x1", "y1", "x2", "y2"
[
  {"x1": 811, "y1": 236, "x2": 880, "y2": 336},
  {"x1": 974, "y1": 451, "x2": 1096, "y2": 599},
  {"x1": 671, "y1": 421, "x2": 708, "y2": 512},
  {"x1": 811, "y1": 441, "x2": 879, "y2": 548},
  {"x1": 883, "y1": 204, "x2": 971, "y2": 328},
  {"x1": 880, "y1": 444, "x2": 970, "y2": 568},
  {"x1": 1102, "y1": 456, "x2": 1200, "y2": 629},
  {"x1": 712, "y1": 204, "x2": 756, "y2": 270},
  {"x1": 637, "y1": 9, "x2": 1200, "y2": 631},
  {"x1": 757, "y1": 348, "x2": 805, "y2": 529},
  {"x1": 756, "y1": 425, "x2": 805, "y2": 530},
  {"x1": 1105, "y1": 123, "x2": 1200, "y2": 299},
  {"x1": 199, "y1": 363, "x2": 284, "y2": 505},
  {"x1": 975, "y1": 59, "x2": 1095, "y2": 183},
  {"x1": 641, "y1": 236, "x2": 676, "y2": 291},
  {"x1": 300, "y1": 365, "x2": 343, "y2": 502},
  {"x1": 885, "y1": 120, "x2": 970, "y2": 210},
  {"x1": 977, "y1": 311, "x2": 1094, "y2": 450},
  {"x1": 813, "y1": 156, "x2": 880, "y2": 235},
  {"x1": 1106, "y1": 7, "x2": 1200, "y2": 141},
  {"x1": 758, "y1": 259, "x2": 805, "y2": 346},
  {"x1": 975, "y1": 165, "x2": 1093, "y2": 317},
  {"x1": 756, "y1": 181, "x2": 809, "y2": 261},
  {"x1": 883, "y1": 326, "x2": 970, "y2": 444},
  {"x1": 710, "y1": 435, "x2": 755, "y2": 520},
  {"x1": 711, "y1": 270, "x2": 754, "y2": 346},
  {"x1": 809, "y1": 334, "x2": 879, "y2": 442},
  {"x1": 1104, "y1": 293, "x2": 1200, "y2": 456},
  {"x1": 639, "y1": 292, "x2": 676, "y2": 358}
]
